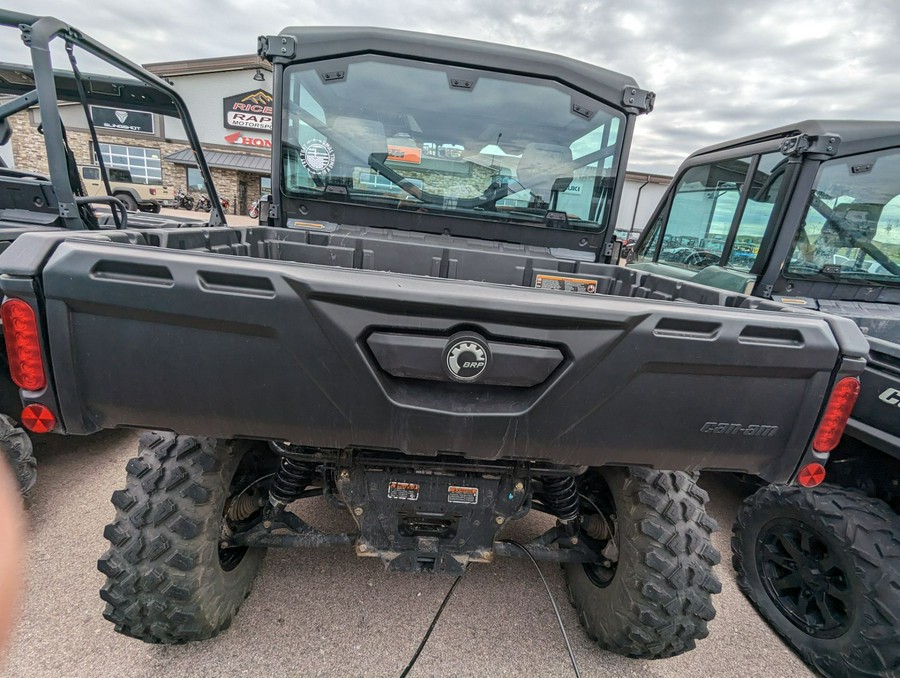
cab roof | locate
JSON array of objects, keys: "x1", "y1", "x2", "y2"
[
  {"x1": 273, "y1": 26, "x2": 653, "y2": 115},
  {"x1": 690, "y1": 119, "x2": 900, "y2": 159}
]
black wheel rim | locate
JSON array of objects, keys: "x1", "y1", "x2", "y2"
[
  {"x1": 218, "y1": 545, "x2": 247, "y2": 571},
  {"x1": 580, "y1": 476, "x2": 618, "y2": 589},
  {"x1": 583, "y1": 535, "x2": 617, "y2": 588},
  {"x1": 218, "y1": 501, "x2": 250, "y2": 572},
  {"x1": 218, "y1": 457, "x2": 266, "y2": 571},
  {"x1": 756, "y1": 517, "x2": 853, "y2": 638}
]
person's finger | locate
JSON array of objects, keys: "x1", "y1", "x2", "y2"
[{"x1": 0, "y1": 459, "x2": 25, "y2": 658}]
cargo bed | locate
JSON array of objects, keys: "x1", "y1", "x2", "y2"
[{"x1": 1, "y1": 225, "x2": 868, "y2": 482}]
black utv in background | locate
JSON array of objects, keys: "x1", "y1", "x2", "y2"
[
  {"x1": 0, "y1": 10, "x2": 221, "y2": 500},
  {"x1": 631, "y1": 120, "x2": 900, "y2": 677},
  {"x1": 0, "y1": 21, "x2": 872, "y2": 663}
]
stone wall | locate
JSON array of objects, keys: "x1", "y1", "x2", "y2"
[
  {"x1": 404, "y1": 163, "x2": 497, "y2": 198},
  {"x1": 8, "y1": 113, "x2": 50, "y2": 176},
  {"x1": 8, "y1": 111, "x2": 267, "y2": 215},
  {"x1": 350, "y1": 160, "x2": 498, "y2": 199},
  {"x1": 10, "y1": 111, "x2": 187, "y2": 183}
]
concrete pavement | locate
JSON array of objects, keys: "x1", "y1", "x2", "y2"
[{"x1": 1, "y1": 431, "x2": 812, "y2": 677}]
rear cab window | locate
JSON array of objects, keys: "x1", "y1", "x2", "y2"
[{"x1": 786, "y1": 148, "x2": 900, "y2": 285}]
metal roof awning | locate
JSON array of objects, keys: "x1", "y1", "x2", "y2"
[{"x1": 165, "y1": 148, "x2": 270, "y2": 175}]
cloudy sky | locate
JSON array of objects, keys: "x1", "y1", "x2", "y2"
[{"x1": 4, "y1": 0, "x2": 899, "y2": 174}]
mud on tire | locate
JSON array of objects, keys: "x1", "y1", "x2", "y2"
[
  {"x1": 98, "y1": 432, "x2": 267, "y2": 643},
  {"x1": 564, "y1": 467, "x2": 721, "y2": 659},
  {"x1": 732, "y1": 484, "x2": 900, "y2": 678},
  {"x1": 0, "y1": 414, "x2": 36, "y2": 503}
]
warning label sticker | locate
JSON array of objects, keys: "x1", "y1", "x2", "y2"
[
  {"x1": 388, "y1": 481, "x2": 419, "y2": 501},
  {"x1": 448, "y1": 485, "x2": 479, "y2": 504},
  {"x1": 535, "y1": 274, "x2": 597, "y2": 294}
]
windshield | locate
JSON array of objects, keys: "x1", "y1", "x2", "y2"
[
  {"x1": 787, "y1": 147, "x2": 900, "y2": 286},
  {"x1": 281, "y1": 56, "x2": 625, "y2": 232}
]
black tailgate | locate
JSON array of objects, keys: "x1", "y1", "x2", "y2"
[{"x1": 27, "y1": 239, "x2": 866, "y2": 482}]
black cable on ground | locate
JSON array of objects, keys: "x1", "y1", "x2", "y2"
[
  {"x1": 399, "y1": 571, "x2": 466, "y2": 678},
  {"x1": 399, "y1": 541, "x2": 581, "y2": 678},
  {"x1": 499, "y1": 539, "x2": 581, "y2": 678}
]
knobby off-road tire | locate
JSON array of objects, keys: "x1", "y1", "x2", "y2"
[
  {"x1": 0, "y1": 414, "x2": 35, "y2": 503},
  {"x1": 565, "y1": 467, "x2": 722, "y2": 659},
  {"x1": 99, "y1": 432, "x2": 266, "y2": 643},
  {"x1": 733, "y1": 484, "x2": 900, "y2": 678}
]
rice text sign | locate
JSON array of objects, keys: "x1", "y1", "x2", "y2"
[{"x1": 223, "y1": 89, "x2": 273, "y2": 132}]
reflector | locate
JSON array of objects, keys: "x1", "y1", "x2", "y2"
[
  {"x1": 20, "y1": 403, "x2": 55, "y2": 433},
  {"x1": 797, "y1": 462, "x2": 826, "y2": 488}
]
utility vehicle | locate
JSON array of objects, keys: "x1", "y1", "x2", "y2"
[
  {"x1": 0, "y1": 22, "x2": 869, "y2": 660},
  {"x1": 0, "y1": 9, "x2": 222, "y2": 499},
  {"x1": 631, "y1": 121, "x2": 900, "y2": 676},
  {"x1": 78, "y1": 165, "x2": 175, "y2": 213}
]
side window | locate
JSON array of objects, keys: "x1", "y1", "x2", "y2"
[
  {"x1": 82, "y1": 167, "x2": 100, "y2": 181},
  {"x1": 725, "y1": 153, "x2": 786, "y2": 271},
  {"x1": 654, "y1": 157, "x2": 752, "y2": 271},
  {"x1": 108, "y1": 168, "x2": 133, "y2": 183},
  {"x1": 633, "y1": 211, "x2": 663, "y2": 262}
]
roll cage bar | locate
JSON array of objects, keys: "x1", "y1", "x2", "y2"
[{"x1": 0, "y1": 10, "x2": 225, "y2": 228}]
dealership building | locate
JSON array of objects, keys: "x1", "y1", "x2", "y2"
[
  {"x1": 8, "y1": 53, "x2": 668, "y2": 224},
  {"x1": 10, "y1": 54, "x2": 275, "y2": 215}
]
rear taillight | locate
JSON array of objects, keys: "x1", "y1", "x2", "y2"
[
  {"x1": 812, "y1": 377, "x2": 860, "y2": 453},
  {"x1": 149, "y1": 188, "x2": 157, "y2": 195},
  {"x1": 1, "y1": 299, "x2": 46, "y2": 391}
]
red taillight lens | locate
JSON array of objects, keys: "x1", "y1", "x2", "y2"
[
  {"x1": 20, "y1": 403, "x2": 55, "y2": 433},
  {"x1": 812, "y1": 377, "x2": 860, "y2": 453},
  {"x1": 1, "y1": 299, "x2": 46, "y2": 391},
  {"x1": 797, "y1": 462, "x2": 826, "y2": 487},
  {"x1": 149, "y1": 188, "x2": 157, "y2": 195}
]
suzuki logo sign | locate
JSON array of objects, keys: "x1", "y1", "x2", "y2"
[{"x1": 223, "y1": 89, "x2": 274, "y2": 132}]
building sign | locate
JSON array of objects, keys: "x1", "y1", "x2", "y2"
[
  {"x1": 223, "y1": 89, "x2": 273, "y2": 132},
  {"x1": 224, "y1": 131, "x2": 272, "y2": 148},
  {"x1": 89, "y1": 106, "x2": 155, "y2": 135}
]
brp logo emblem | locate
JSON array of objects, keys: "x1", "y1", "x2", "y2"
[{"x1": 444, "y1": 335, "x2": 489, "y2": 383}]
